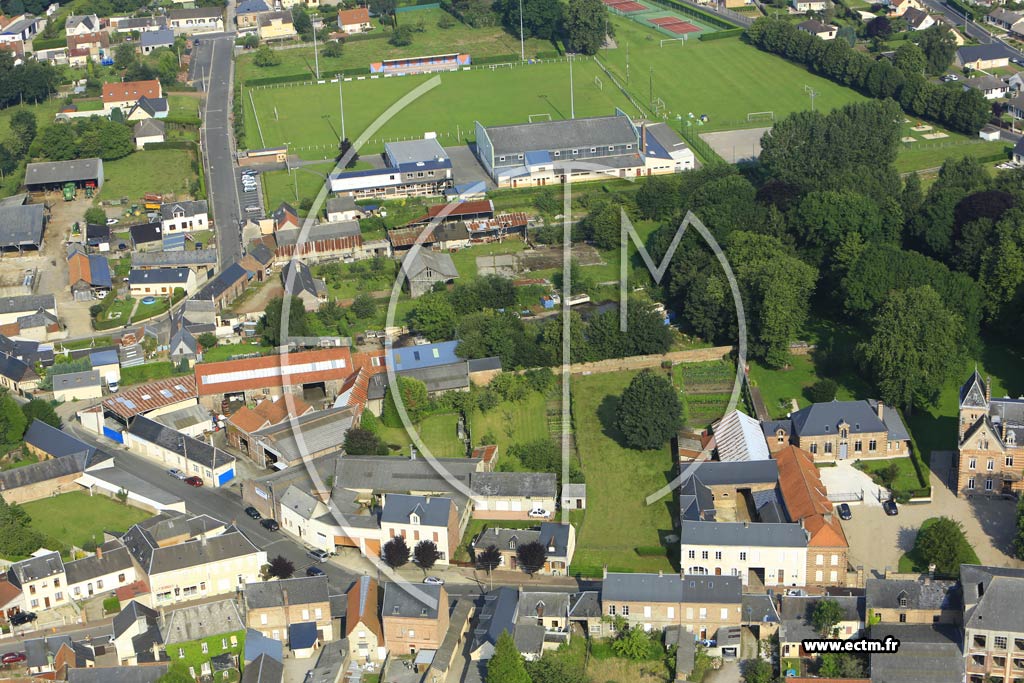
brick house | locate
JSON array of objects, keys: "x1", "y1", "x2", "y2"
[
  {"x1": 244, "y1": 576, "x2": 333, "y2": 642},
  {"x1": 192, "y1": 262, "x2": 250, "y2": 312},
  {"x1": 345, "y1": 576, "x2": 384, "y2": 665},
  {"x1": 775, "y1": 445, "x2": 849, "y2": 587},
  {"x1": 380, "y1": 494, "x2": 460, "y2": 565},
  {"x1": 472, "y1": 523, "x2": 576, "y2": 576},
  {"x1": 954, "y1": 371, "x2": 1024, "y2": 497},
  {"x1": 382, "y1": 583, "x2": 449, "y2": 655},
  {"x1": 600, "y1": 572, "x2": 742, "y2": 641},
  {"x1": 961, "y1": 564, "x2": 1024, "y2": 683},
  {"x1": 763, "y1": 399, "x2": 910, "y2": 461}
]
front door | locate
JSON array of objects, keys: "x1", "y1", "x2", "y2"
[
  {"x1": 44, "y1": 597, "x2": 50, "y2": 608},
  {"x1": 777, "y1": 569, "x2": 785, "y2": 583},
  {"x1": 839, "y1": 443, "x2": 848, "y2": 460},
  {"x1": 715, "y1": 567, "x2": 722, "y2": 576}
]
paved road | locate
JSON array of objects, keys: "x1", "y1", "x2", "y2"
[
  {"x1": 924, "y1": 0, "x2": 1024, "y2": 60},
  {"x1": 191, "y1": 32, "x2": 244, "y2": 269}
]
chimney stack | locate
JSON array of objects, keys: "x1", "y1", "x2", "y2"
[
  {"x1": 96, "y1": 545, "x2": 103, "y2": 560},
  {"x1": 877, "y1": 401, "x2": 884, "y2": 422},
  {"x1": 658, "y1": 570, "x2": 663, "y2": 578},
  {"x1": 602, "y1": 565, "x2": 608, "y2": 580},
  {"x1": 987, "y1": 377, "x2": 992, "y2": 402}
]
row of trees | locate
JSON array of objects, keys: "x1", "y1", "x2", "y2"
[
  {"x1": 747, "y1": 18, "x2": 987, "y2": 134},
  {"x1": 31, "y1": 116, "x2": 133, "y2": 162},
  {"x1": 0, "y1": 53, "x2": 58, "y2": 110},
  {"x1": 492, "y1": 0, "x2": 611, "y2": 54}
]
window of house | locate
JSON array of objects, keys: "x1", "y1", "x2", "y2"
[
  {"x1": 715, "y1": 551, "x2": 722, "y2": 560},
  {"x1": 302, "y1": 609, "x2": 310, "y2": 620},
  {"x1": 816, "y1": 554, "x2": 824, "y2": 565},
  {"x1": 688, "y1": 550, "x2": 696, "y2": 559},
  {"x1": 118, "y1": 573, "x2": 125, "y2": 582},
  {"x1": 815, "y1": 570, "x2": 823, "y2": 582},
  {"x1": 831, "y1": 555, "x2": 839, "y2": 566},
  {"x1": 701, "y1": 551, "x2": 708, "y2": 560},
  {"x1": 997, "y1": 637, "x2": 1009, "y2": 649},
  {"x1": 260, "y1": 613, "x2": 268, "y2": 625},
  {"x1": 1008, "y1": 456, "x2": 1015, "y2": 468},
  {"x1": 221, "y1": 638, "x2": 228, "y2": 649},
  {"x1": 988, "y1": 459, "x2": 996, "y2": 471},
  {"x1": 608, "y1": 605, "x2": 616, "y2": 616},
  {"x1": 590, "y1": 147, "x2": 597, "y2": 153},
  {"x1": 810, "y1": 443, "x2": 818, "y2": 454},
  {"x1": 30, "y1": 599, "x2": 37, "y2": 608},
  {"x1": 854, "y1": 441, "x2": 862, "y2": 452},
  {"x1": 667, "y1": 607, "x2": 675, "y2": 619},
  {"x1": 499, "y1": 156, "x2": 505, "y2": 162},
  {"x1": 622, "y1": 606, "x2": 630, "y2": 616},
  {"x1": 825, "y1": 443, "x2": 833, "y2": 454},
  {"x1": 96, "y1": 580, "x2": 102, "y2": 590},
  {"x1": 699, "y1": 608, "x2": 707, "y2": 620},
  {"x1": 54, "y1": 578, "x2": 60, "y2": 587},
  {"x1": 29, "y1": 586, "x2": 35, "y2": 595},
  {"x1": 55, "y1": 592, "x2": 63, "y2": 601},
  {"x1": 987, "y1": 479, "x2": 994, "y2": 491},
  {"x1": 408, "y1": 630, "x2": 416, "y2": 638},
  {"x1": 869, "y1": 439, "x2": 877, "y2": 451},
  {"x1": 968, "y1": 477, "x2": 976, "y2": 489},
  {"x1": 739, "y1": 552, "x2": 747, "y2": 561},
  {"x1": 899, "y1": 597, "x2": 908, "y2": 607},
  {"x1": 970, "y1": 458, "x2": 978, "y2": 470},
  {"x1": 74, "y1": 587, "x2": 80, "y2": 596}
]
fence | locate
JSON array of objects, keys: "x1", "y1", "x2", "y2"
[
  {"x1": 679, "y1": 125, "x2": 727, "y2": 165},
  {"x1": 395, "y1": 2, "x2": 441, "y2": 11},
  {"x1": 592, "y1": 55, "x2": 649, "y2": 118}
]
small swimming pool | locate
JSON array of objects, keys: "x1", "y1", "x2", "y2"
[{"x1": 141, "y1": 296, "x2": 156, "y2": 305}]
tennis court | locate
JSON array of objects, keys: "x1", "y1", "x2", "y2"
[
  {"x1": 600, "y1": 0, "x2": 648, "y2": 13},
  {"x1": 649, "y1": 16, "x2": 701, "y2": 33}
]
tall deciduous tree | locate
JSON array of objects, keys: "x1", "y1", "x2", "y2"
[
  {"x1": 495, "y1": 0, "x2": 564, "y2": 42},
  {"x1": 486, "y1": 631, "x2": 530, "y2": 683},
  {"x1": 256, "y1": 296, "x2": 310, "y2": 346},
  {"x1": 0, "y1": 393, "x2": 27, "y2": 448},
  {"x1": 476, "y1": 545, "x2": 502, "y2": 573},
  {"x1": 414, "y1": 540, "x2": 442, "y2": 573},
  {"x1": 515, "y1": 541, "x2": 547, "y2": 576},
  {"x1": 811, "y1": 598, "x2": 844, "y2": 637},
  {"x1": 21, "y1": 400, "x2": 61, "y2": 431},
  {"x1": 410, "y1": 292, "x2": 457, "y2": 341},
  {"x1": 914, "y1": 516, "x2": 976, "y2": 577},
  {"x1": 265, "y1": 555, "x2": 295, "y2": 579},
  {"x1": 566, "y1": 0, "x2": 606, "y2": 55},
  {"x1": 615, "y1": 370, "x2": 681, "y2": 450},
  {"x1": 382, "y1": 535, "x2": 410, "y2": 569},
  {"x1": 858, "y1": 285, "x2": 964, "y2": 413},
  {"x1": 913, "y1": 24, "x2": 957, "y2": 75}
]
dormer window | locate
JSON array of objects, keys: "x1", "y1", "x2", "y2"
[
  {"x1": 409, "y1": 513, "x2": 419, "y2": 525},
  {"x1": 899, "y1": 597, "x2": 907, "y2": 607}
]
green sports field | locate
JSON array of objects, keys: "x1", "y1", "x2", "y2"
[{"x1": 245, "y1": 57, "x2": 633, "y2": 157}]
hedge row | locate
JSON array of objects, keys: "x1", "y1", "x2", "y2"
[
  {"x1": 634, "y1": 546, "x2": 667, "y2": 557},
  {"x1": 699, "y1": 28, "x2": 744, "y2": 41},
  {"x1": 342, "y1": 31, "x2": 389, "y2": 43},
  {"x1": 33, "y1": 37, "x2": 67, "y2": 50},
  {"x1": 946, "y1": 0, "x2": 974, "y2": 21},
  {"x1": 162, "y1": 113, "x2": 201, "y2": 126},
  {"x1": 143, "y1": 140, "x2": 197, "y2": 151}
]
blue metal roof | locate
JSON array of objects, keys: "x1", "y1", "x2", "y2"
[
  {"x1": 397, "y1": 159, "x2": 452, "y2": 174},
  {"x1": 524, "y1": 150, "x2": 551, "y2": 165},
  {"x1": 644, "y1": 130, "x2": 672, "y2": 160},
  {"x1": 162, "y1": 233, "x2": 186, "y2": 251},
  {"x1": 88, "y1": 254, "x2": 112, "y2": 288},
  {"x1": 89, "y1": 349, "x2": 119, "y2": 367},
  {"x1": 389, "y1": 341, "x2": 461, "y2": 371},
  {"x1": 287, "y1": 622, "x2": 317, "y2": 650}
]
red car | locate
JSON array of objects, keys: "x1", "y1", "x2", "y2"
[
  {"x1": 184, "y1": 476, "x2": 204, "y2": 487},
  {"x1": 2, "y1": 652, "x2": 26, "y2": 665}
]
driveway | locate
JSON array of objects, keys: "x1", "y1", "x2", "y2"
[
  {"x1": 818, "y1": 461, "x2": 887, "y2": 508},
  {"x1": 839, "y1": 451, "x2": 1024, "y2": 578}
]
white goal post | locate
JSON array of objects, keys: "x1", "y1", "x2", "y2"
[
  {"x1": 528, "y1": 113, "x2": 553, "y2": 122},
  {"x1": 594, "y1": 75, "x2": 603, "y2": 90},
  {"x1": 747, "y1": 111, "x2": 775, "y2": 122},
  {"x1": 659, "y1": 37, "x2": 685, "y2": 47}
]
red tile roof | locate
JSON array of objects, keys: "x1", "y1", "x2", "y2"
[
  {"x1": 67, "y1": 251, "x2": 91, "y2": 287},
  {"x1": 338, "y1": 7, "x2": 370, "y2": 25},
  {"x1": 102, "y1": 79, "x2": 161, "y2": 104},
  {"x1": 774, "y1": 445, "x2": 848, "y2": 548},
  {"x1": 228, "y1": 395, "x2": 314, "y2": 434},
  {"x1": 195, "y1": 348, "x2": 354, "y2": 396},
  {"x1": 471, "y1": 444, "x2": 497, "y2": 465}
]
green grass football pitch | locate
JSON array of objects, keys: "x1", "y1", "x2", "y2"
[{"x1": 245, "y1": 57, "x2": 634, "y2": 157}]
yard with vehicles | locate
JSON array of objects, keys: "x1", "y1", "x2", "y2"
[
  {"x1": 20, "y1": 492, "x2": 151, "y2": 556},
  {"x1": 570, "y1": 370, "x2": 677, "y2": 575}
]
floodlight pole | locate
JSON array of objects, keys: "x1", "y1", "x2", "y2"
[
  {"x1": 519, "y1": 0, "x2": 525, "y2": 61},
  {"x1": 569, "y1": 54, "x2": 575, "y2": 119},
  {"x1": 649, "y1": 65, "x2": 653, "y2": 107},
  {"x1": 339, "y1": 78, "x2": 346, "y2": 142},
  {"x1": 313, "y1": 27, "x2": 320, "y2": 80}
]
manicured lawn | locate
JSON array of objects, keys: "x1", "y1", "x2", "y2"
[
  {"x1": 261, "y1": 161, "x2": 371, "y2": 216},
  {"x1": 898, "y1": 517, "x2": 980, "y2": 576},
  {"x1": 748, "y1": 355, "x2": 864, "y2": 420},
  {"x1": 20, "y1": 492, "x2": 151, "y2": 555},
  {"x1": 418, "y1": 412, "x2": 465, "y2": 458},
  {"x1": 199, "y1": 342, "x2": 273, "y2": 363},
  {"x1": 570, "y1": 371, "x2": 677, "y2": 575},
  {"x1": 235, "y1": 8, "x2": 557, "y2": 82},
  {"x1": 245, "y1": 57, "x2": 633, "y2": 157},
  {"x1": 168, "y1": 94, "x2": 200, "y2": 117},
  {"x1": 469, "y1": 391, "x2": 550, "y2": 453},
  {"x1": 856, "y1": 457, "x2": 927, "y2": 495},
  {"x1": 895, "y1": 139, "x2": 1009, "y2": 173},
  {"x1": 98, "y1": 149, "x2": 195, "y2": 202},
  {"x1": 597, "y1": 17, "x2": 865, "y2": 131},
  {"x1": 94, "y1": 297, "x2": 136, "y2": 330}
]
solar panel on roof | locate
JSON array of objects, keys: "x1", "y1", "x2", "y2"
[
  {"x1": 160, "y1": 389, "x2": 172, "y2": 398},
  {"x1": 175, "y1": 385, "x2": 187, "y2": 392},
  {"x1": 123, "y1": 399, "x2": 137, "y2": 409}
]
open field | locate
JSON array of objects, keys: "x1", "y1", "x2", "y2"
[
  {"x1": 99, "y1": 149, "x2": 195, "y2": 201},
  {"x1": 21, "y1": 491, "x2": 151, "y2": 555},
  {"x1": 597, "y1": 16, "x2": 865, "y2": 131},
  {"x1": 469, "y1": 391, "x2": 550, "y2": 453},
  {"x1": 261, "y1": 161, "x2": 343, "y2": 215},
  {"x1": 236, "y1": 8, "x2": 558, "y2": 82},
  {"x1": 571, "y1": 371, "x2": 676, "y2": 575},
  {"x1": 245, "y1": 57, "x2": 633, "y2": 157}
]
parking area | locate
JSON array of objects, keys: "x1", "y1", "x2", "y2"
[
  {"x1": 700, "y1": 127, "x2": 771, "y2": 164},
  {"x1": 818, "y1": 461, "x2": 887, "y2": 508},
  {"x1": 239, "y1": 168, "x2": 264, "y2": 218},
  {"x1": 839, "y1": 452, "x2": 1024, "y2": 578}
]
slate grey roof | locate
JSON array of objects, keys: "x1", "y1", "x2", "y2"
[
  {"x1": 160, "y1": 201, "x2": 208, "y2": 220},
  {"x1": 112, "y1": 597, "x2": 160, "y2": 640},
  {"x1": 865, "y1": 578, "x2": 958, "y2": 612},
  {"x1": 471, "y1": 587, "x2": 518, "y2": 653},
  {"x1": 789, "y1": 399, "x2": 910, "y2": 441},
  {"x1": 134, "y1": 117, "x2": 166, "y2": 138},
  {"x1": 133, "y1": 246, "x2": 217, "y2": 266},
  {"x1": 282, "y1": 259, "x2": 324, "y2": 299},
  {"x1": 334, "y1": 455, "x2": 481, "y2": 495},
  {"x1": 24, "y1": 419, "x2": 94, "y2": 459},
  {"x1": 568, "y1": 591, "x2": 601, "y2": 619},
  {"x1": 0, "y1": 203, "x2": 45, "y2": 248},
  {"x1": 241, "y1": 653, "x2": 283, "y2": 683},
  {"x1": 8, "y1": 551, "x2": 64, "y2": 587},
  {"x1": 131, "y1": 222, "x2": 162, "y2": 245},
  {"x1": 127, "y1": 415, "x2": 235, "y2": 470},
  {"x1": 65, "y1": 14, "x2": 98, "y2": 31},
  {"x1": 64, "y1": 542, "x2": 134, "y2": 585},
  {"x1": 237, "y1": 0, "x2": 270, "y2": 13},
  {"x1": 369, "y1": 361, "x2": 470, "y2": 396},
  {"x1": 128, "y1": 267, "x2": 192, "y2": 286},
  {"x1": 380, "y1": 494, "x2": 453, "y2": 527},
  {"x1": 0, "y1": 450, "x2": 101, "y2": 491},
  {"x1": 254, "y1": 406, "x2": 355, "y2": 464},
  {"x1": 305, "y1": 642, "x2": 348, "y2": 683},
  {"x1": 869, "y1": 623, "x2": 963, "y2": 683},
  {"x1": 960, "y1": 370, "x2": 988, "y2": 409},
  {"x1": 404, "y1": 250, "x2": 458, "y2": 280},
  {"x1": 0, "y1": 352, "x2": 37, "y2": 383},
  {"x1": 52, "y1": 369, "x2": 100, "y2": 393},
  {"x1": 25, "y1": 159, "x2": 102, "y2": 186},
  {"x1": 246, "y1": 242, "x2": 274, "y2": 266},
  {"x1": 958, "y1": 43, "x2": 1009, "y2": 63},
  {"x1": 272, "y1": 221, "x2": 361, "y2": 247},
  {"x1": 140, "y1": 28, "x2": 174, "y2": 48},
  {"x1": 483, "y1": 115, "x2": 637, "y2": 157},
  {"x1": 68, "y1": 665, "x2": 168, "y2": 683},
  {"x1": 168, "y1": 7, "x2": 223, "y2": 20},
  {"x1": 467, "y1": 356, "x2": 502, "y2": 372},
  {"x1": 124, "y1": 524, "x2": 260, "y2": 576},
  {"x1": 244, "y1": 629, "x2": 283, "y2": 664},
  {"x1": 602, "y1": 572, "x2": 741, "y2": 604},
  {"x1": 742, "y1": 593, "x2": 780, "y2": 625},
  {"x1": 797, "y1": 18, "x2": 835, "y2": 33},
  {"x1": 258, "y1": 10, "x2": 293, "y2": 27},
  {"x1": 780, "y1": 595, "x2": 863, "y2": 643},
  {"x1": 961, "y1": 563, "x2": 1024, "y2": 632},
  {"x1": 682, "y1": 460, "x2": 779, "y2": 486},
  {"x1": 326, "y1": 196, "x2": 359, "y2": 215},
  {"x1": 24, "y1": 635, "x2": 72, "y2": 669},
  {"x1": 470, "y1": 472, "x2": 556, "y2": 499},
  {"x1": 681, "y1": 520, "x2": 808, "y2": 548},
  {"x1": 383, "y1": 582, "x2": 443, "y2": 620},
  {"x1": 162, "y1": 598, "x2": 244, "y2": 644},
  {"x1": 0, "y1": 294, "x2": 55, "y2": 316},
  {"x1": 194, "y1": 261, "x2": 248, "y2": 301},
  {"x1": 244, "y1": 576, "x2": 329, "y2": 610}
]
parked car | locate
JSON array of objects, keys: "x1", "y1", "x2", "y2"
[
  {"x1": 244, "y1": 506, "x2": 261, "y2": 520},
  {"x1": 106, "y1": 218, "x2": 119, "y2": 225},
  {"x1": 528, "y1": 508, "x2": 550, "y2": 518},
  {"x1": 837, "y1": 503, "x2": 852, "y2": 521},
  {"x1": 167, "y1": 468, "x2": 186, "y2": 480},
  {"x1": 1, "y1": 652, "x2": 26, "y2": 664},
  {"x1": 261, "y1": 519, "x2": 280, "y2": 531},
  {"x1": 242, "y1": 170, "x2": 258, "y2": 177},
  {"x1": 10, "y1": 612, "x2": 36, "y2": 626},
  {"x1": 306, "y1": 565, "x2": 326, "y2": 577},
  {"x1": 308, "y1": 548, "x2": 329, "y2": 563},
  {"x1": 423, "y1": 576, "x2": 444, "y2": 585},
  {"x1": 883, "y1": 499, "x2": 899, "y2": 516},
  {"x1": 184, "y1": 476, "x2": 203, "y2": 487}
]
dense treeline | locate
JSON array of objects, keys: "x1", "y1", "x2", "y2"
[
  {"x1": 746, "y1": 17, "x2": 988, "y2": 134},
  {"x1": 0, "y1": 53, "x2": 57, "y2": 110}
]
